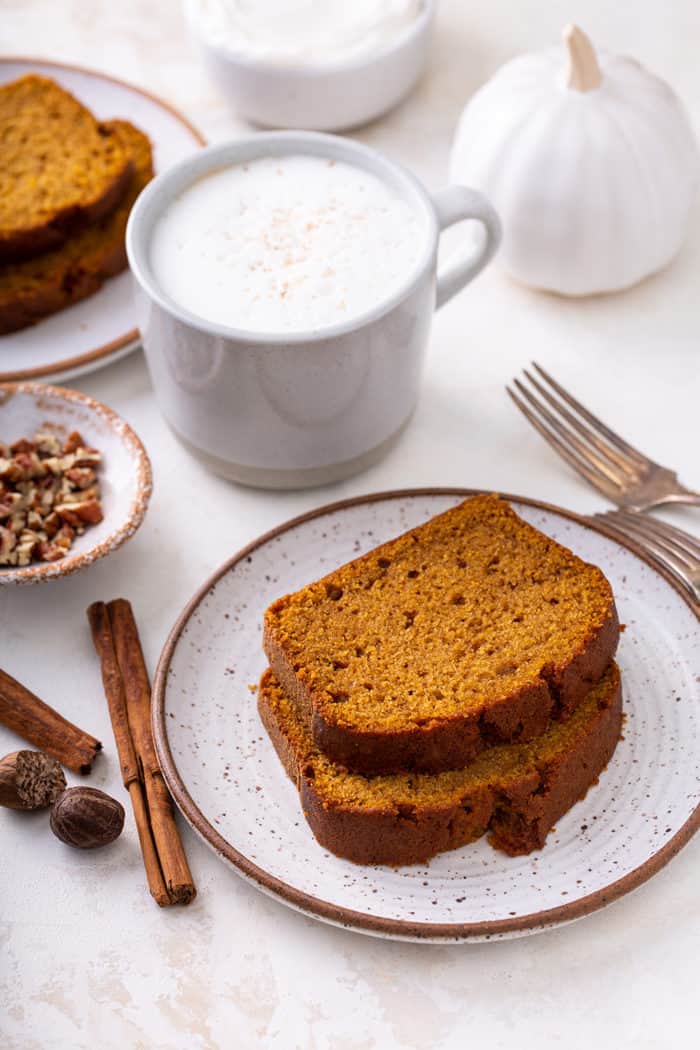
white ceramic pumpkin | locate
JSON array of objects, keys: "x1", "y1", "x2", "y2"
[{"x1": 449, "y1": 25, "x2": 699, "y2": 295}]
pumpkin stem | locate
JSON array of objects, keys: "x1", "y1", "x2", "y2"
[{"x1": 563, "y1": 24, "x2": 602, "y2": 91}]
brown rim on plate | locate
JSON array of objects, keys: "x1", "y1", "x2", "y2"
[
  {"x1": 152, "y1": 488, "x2": 700, "y2": 940},
  {"x1": 0, "y1": 56, "x2": 206, "y2": 384},
  {"x1": 0, "y1": 381, "x2": 152, "y2": 584}
]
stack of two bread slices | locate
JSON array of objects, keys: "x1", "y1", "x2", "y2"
[
  {"x1": 259, "y1": 495, "x2": 622, "y2": 866},
  {"x1": 0, "y1": 74, "x2": 154, "y2": 333}
]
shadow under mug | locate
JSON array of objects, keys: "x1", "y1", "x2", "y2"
[{"x1": 126, "y1": 132, "x2": 501, "y2": 490}]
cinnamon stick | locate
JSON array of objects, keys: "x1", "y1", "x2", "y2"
[
  {"x1": 108, "y1": 599, "x2": 196, "y2": 906},
  {"x1": 0, "y1": 667, "x2": 101, "y2": 774},
  {"x1": 87, "y1": 602, "x2": 170, "y2": 907},
  {"x1": 87, "y1": 600, "x2": 196, "y2": 906},
  {"x1": 127, "y1": 782, "x2": 171, "y2": 908}
]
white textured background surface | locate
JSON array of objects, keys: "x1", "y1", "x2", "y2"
[{"x1": 1, "y1": 1, "x2": 700, "y2": 1047}]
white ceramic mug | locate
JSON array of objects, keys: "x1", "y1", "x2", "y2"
[{"x1": 127, "y1": 132, "x2": 501, "y2": 489}]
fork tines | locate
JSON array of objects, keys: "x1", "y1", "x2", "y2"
[
  {"x1": 597, "y1": 509, "x2": 700, "y2": 603},
  {"x1": 506, "y1": 363, "x2": 650, "y2": 502}
]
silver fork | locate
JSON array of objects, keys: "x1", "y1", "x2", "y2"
[
  {"x1": 507, "y1": 363, "x2": 700, "y2": 512},
  {"x1": 593, "y1": 509, "x2": 700, "y2": 605}
]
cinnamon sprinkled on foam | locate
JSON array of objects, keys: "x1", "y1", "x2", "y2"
[{"x1": 150, "y1": 154, "x2": 426, "y2": 335}]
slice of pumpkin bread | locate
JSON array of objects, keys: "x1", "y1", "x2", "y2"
[
  {"x1": 0, "y1": 119, "x2": 153, "y2": 333},
  {"x1": 0, "y1": 74, "x2": 133, "y2": 262},
  {"x1": 259, "y1": 663, "x2": 622, "y2": 865},
  {"x1": 263, "y1": 495, "x2": 619, "y2": 775}
]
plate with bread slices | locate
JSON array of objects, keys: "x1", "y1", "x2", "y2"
[
  {"x1": 153, "y1": 490, "x2": 700, "y2": 941},
  {"x1": 0, "y1": 58, "x2": 204, "y2": 383}
]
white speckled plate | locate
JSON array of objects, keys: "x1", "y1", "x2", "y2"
[
  {"x1": 0, "y1": 57, "x2": 204, "y2": 384},
  {"x1": 153, "y1": 490, "x2": 700, "y2": 942},
  {"x1": 0, "y1": 382, "x2": 151, "y2": 584}
]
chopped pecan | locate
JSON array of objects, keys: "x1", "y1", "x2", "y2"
[
  {"x1": 43, "y1": 511, "x2": 61, "y2": 538},
  {"x1": 27, "y1": 509, "x2": 44, "y2": 531},
  {"x1": 11, "y1": 452, "x2": 47, "y2": 482},
  {"x1": 53, "y1": 524, "x2": 75, "y2": 550},
  {"x1": 0, "y1": 526, "x2": 17, "y2": 564},
  {"x1": 54, "y1": 506, "x2": 81, "y2": 528},
  {"x1": 0, "y1": 492, "x2": 23, "y2": 520},
  {"x1": 71, "y1": 449, "x2": 102, "y2": 469},
  {"x1": 35, "y1": 433, "x2": 62, "y2": 456},
  {"x1": 42, "y1": 456, "x2": 64, "y2": 477},
  {"x1": 0, "y1": 458, "x2": 22, "y2": 483},
  {"x1": 63, "y1": 467, "x2": 97, "y2": 490},
  {"x1": 0, "y1": 429, "x2": 102, "y2": 569},
  {"x1": 15, "y1": 529, "x2": 41, "y2": 567},
  {"x1": 35, "y1": 541, "x2": 67, "y2": 563},
  {"x1": 8, "y1": 514, "x2": 25, "y2": 535},
  {"x1": 56, "y1": 499, "x2": 103, "y2": 526},
  {"x1": 62, "y1": 431, "x2": 85, "y2": 454},
  {"x1": 10, "y1": 438, "x2": 36, "y2": 454}
]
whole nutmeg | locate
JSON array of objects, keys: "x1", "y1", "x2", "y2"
[
  {"x1": 0, "y1": 750, "x2": 66, "y2": 810},
  {"x1": 50, "y1": 786, "x2": 124, "y2": 849}
]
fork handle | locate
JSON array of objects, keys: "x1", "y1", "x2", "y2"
[
  {"x1": 657, "y1": 490, "x2": 700, "y2": 508},
  {"x1": 619, "y1": 490, "x2": 700, "y2": 512}
]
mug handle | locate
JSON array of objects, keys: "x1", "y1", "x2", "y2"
[{"x1": 431, "y1": 187, "x2": 502, "y2": 310}]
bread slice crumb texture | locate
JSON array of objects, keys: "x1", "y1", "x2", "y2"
[
  {"x1": 262, "y1": 665, "x2": 620, "y2": 809},
  {"x1": 258, "y1": 663, "x2": 623, "y2": 864},
  {"x1": 0, "y1": 119, "x2": 153, "y2": 333},
  {"x1": 264, "y1": 495, "x2": 618, "y2": 734},
  {"x1": 0, "y1": 74, "x2": 133, "y2": 261}
]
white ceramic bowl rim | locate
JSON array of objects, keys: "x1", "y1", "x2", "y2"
[
  {"x1": 182, "y1": 0, "x2": 435, "y2": 76},
  {"x1": 126, "y1": 130, "x2": 440, "y2": 347}
]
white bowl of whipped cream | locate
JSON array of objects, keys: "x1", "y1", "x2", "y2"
[{"x1": 183, "y1": 0, "x2": 435, "y2": 131}]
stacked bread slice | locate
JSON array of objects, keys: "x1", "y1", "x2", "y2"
[
  {"x1": 260, "y1": 495, "x2": 622, "y2": 865},
  {"x1": 0, "y1": 74, "x2": 154, "y2": 333}
]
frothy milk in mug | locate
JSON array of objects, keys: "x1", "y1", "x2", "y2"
[{"x1": 149, "y1": 154, "x2": 428, "y2": 335}]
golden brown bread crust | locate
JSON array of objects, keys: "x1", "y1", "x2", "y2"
[
  {"x1": 0, "y1": 120, "x2": 153, "y2": 334},
  {"x1": 0, "y1": 75, "x2": 134, "y2": 262},
  {"x1": 258, "y1": 664, "x2": 623, "y2": 866},
  {"x1": 263, "y1": 496, "x2": 620, "y2": 775}
]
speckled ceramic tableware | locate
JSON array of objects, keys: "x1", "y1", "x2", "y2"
[
  {"x1": 0, "y1": 383, "x2": 152, "y2": 585},
  {"x1": 0, "y1": 58, "x2": 204, "y2": 384},
  {"x1": 127, "y1": 133, "x2": 501, "y2": 489},
  {"x1": 153, "y1": 490, "x2": 700, "y2": 942}
]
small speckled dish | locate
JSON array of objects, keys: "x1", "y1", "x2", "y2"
[
  {"x1": 0, "y1": 383, "x2": 152, "y2": 585},
  {"x1": 153, "y1": 490, "x2": 700, "y2": 942}
]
